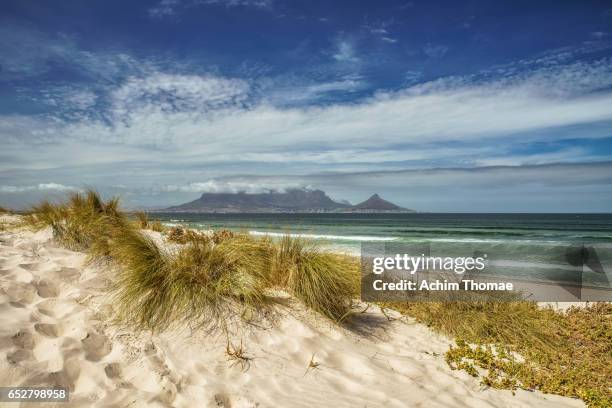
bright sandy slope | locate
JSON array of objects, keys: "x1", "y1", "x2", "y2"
[{"x1": 0, "y1": 215, "x2": 584, "y2": 408}]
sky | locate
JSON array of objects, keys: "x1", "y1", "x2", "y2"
[{"x1": 1, "y1": 0, "x2": 612, "y2": 212}]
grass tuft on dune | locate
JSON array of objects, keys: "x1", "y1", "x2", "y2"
[
  {"x1": 108, "y1": 224, "x2": 269, "y2": 331},
  {"x1": 270, "y1": 236, "x2": 358, "y2": 321},
  {"x1": 24, "y1": 192, "x2": 357, "y2": 327},
  {"x1": 24, "y1": 190, "x2": 127, "y2": 253}
]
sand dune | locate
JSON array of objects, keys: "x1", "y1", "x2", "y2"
[{"x1": 0, "y1": 215, "x2": 584, "y2": 407}]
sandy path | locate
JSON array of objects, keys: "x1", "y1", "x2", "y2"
[{"x1": 0, "y1": 216, "x2": 584, "y2": 407}]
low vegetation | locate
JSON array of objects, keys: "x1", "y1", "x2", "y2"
[
  {"x1": 23, "y1": 190, "x2": 126, "y2": 254},
  {"x1": 385, "y1": 301, "x2": 612, "y2": 407},
  {"x1": 134, "y1": 211, "x2": 165, "y2": 232},
  {"x1": 24, "y1": 191, "x2": 357, "y2": 329},
  {"x1": 269, "y1": 236, "x2": 358, "y2": 320},
  {"x1": 22, "y1": 191, "x2": 610, "y2": 406}
]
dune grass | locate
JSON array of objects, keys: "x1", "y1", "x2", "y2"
[
  {"x1": 0, "y1": 205, "x2": 9, "y2": 213},
  {"x1": 384, "y1": 301, "x2": 612, "y2": 407},
  {"x1": 269, "y1": 236, "x2": 358, "y2": 321},
  {"x1": 24, "y1": 190, "x2": 127, "y2": 253},
  {"x1": 107, "y1": 223, "x2": 270, "y2": 331},
  {"x1": 109, "y1": 227, "x2": 358, "y2": 329},
  {"x1": 133, "y1": 211, "x2": 165, "y2": 232},
  {"x1": 24, "y1": 192, "x2": 357, "y2": 327}
]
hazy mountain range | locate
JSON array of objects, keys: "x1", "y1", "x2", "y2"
[{"x1": 163, "y1": 189, "x2": 413, "y2": 213}]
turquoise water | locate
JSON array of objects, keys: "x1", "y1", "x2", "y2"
[{"x1": 152, "y1": 213, "x2": 612, "y2": 285}]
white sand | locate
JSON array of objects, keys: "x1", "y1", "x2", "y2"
[{"x1": 0, "y1": 215, "x2": 584, "y2": 407}]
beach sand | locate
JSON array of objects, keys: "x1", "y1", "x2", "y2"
[{"x1": 0, "y1": 215, "x2": 584, "y2": 407}]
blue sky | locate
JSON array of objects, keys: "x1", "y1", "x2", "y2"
[{"x1": 1, "y1": 0, "x2": 612, "y2": 211}]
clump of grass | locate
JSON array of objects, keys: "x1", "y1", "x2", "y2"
[
  {"x1": 134, "y1": 211, "x2": 165, "y2": 232},
  {"x1": 384, "y1": 301, "x2": 557, "y2": 348},
  {"x1": 386, "y1": 301, "x2": 612, "y2": 407},
  {"x1": 24, "y1": 190, "x2": 126, "y2": 253},
  {"x1": 150, "y1": 220, "x2": 165, "y2": 232},
  {"x1": 23, "y1": 192, "x2": 361, "y2": 327},
  {"x1": 269, "y1": 236, "x2": 358, "y2": 322},
  {"x1": 0, "y1": 205, "x2": 9, "y2": 213},
  {"x1": 166, "y1": 226, "x2": 201, "y2": 244},
  {"x1": 166, "y1": 227, "x2": 238, "y2": 245},
  {"x1": 109, "y1": 224, "x2": 268, "y2": 331},
  {"x1": 135, "y1": 211, "x2": 149, "y2": 228},
  {"x1": 211, "y1": 229, "x2": 236, "y2": 243}
]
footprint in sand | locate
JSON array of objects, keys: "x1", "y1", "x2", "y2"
[
  {"x1": 5, "y1": 282, "x2": 37, "y2": 304},
  {"x1": 7, "y1": 349, "x2": 33, "y2": 365},
  {"x1": 36, "y1": 279, "x2": 59, "y2": 298},
  {"x1": 34, "y1": 322, "x2": 61, "y2": 337},
  {"x1": 52, "y1": 266, "x2": 81, "y2": 283},
  {"x1": 47, "y1": 357, "x2": 81, "y2": 392},
  {"x1": 12, "y1": 329, "x2": 35, "y2": 349},
  {"x1": 143, "y1": 341, "x2": 183, "y2": 403},
  {"x1": 35, "y1": 300, "x2": 57, "y2": 318},
  {"x1": 104, "y1": 362, "x2": 133, "y2": 389},
  {"x1": 82, "y1": 331, "x2": 112, "y2": 361},
  {"x1": 214, "y1": 392, "x2": 232, "y2": 408},
  {"x1": 104, "y1": 362, "x2": 122, "y2": 379},
  {"x1": 18, "y1": 263, "x2": 39, "y2": 271}
]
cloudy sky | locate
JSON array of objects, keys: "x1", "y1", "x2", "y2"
[{"x1": 1, "y1": 0, "x2": 612, "y2": 211}]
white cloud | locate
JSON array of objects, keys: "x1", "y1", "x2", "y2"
[
  {"x1": 423, "y1": 43, "x2": 449, "y2": 58},
  {"x1": 263, "y1": 76, "x2": 365, "y2": 105},
  {"x1": 4, "y1": 58, "x2": 612, "y2": 160},
  {"x1": 109, "y1": 72, "x2": 249, "y2": 119},
  {"x1": 148, "y1": 0, "x2": 180, "y2": 17},
  {"x1": 0, "y1": 183, "x2": 80, "y2": 193},
  {"x1": 333, "y1": 40, "x2": 359, "y2": 63},
  {"x1": 161, "y1": 179, "x2": 305, "y2": 193},
  {"x1": 381, "y1": 37, "x2": 398, "y2": 44},
  {"x1": 148, "y1": 0, "x2": 272, "y2": 18},
  {"x1": 0, "y1": 23, "x2": 154, "y2": 81}
]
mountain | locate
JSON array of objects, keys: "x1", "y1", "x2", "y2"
[
  {"x1": 165, "y1": 189, "x2": 349, "y2": 212},
  {"x1": 164, "y1": 190, "x2": 414, "y2": 213},
  {"x1": 350, "y1": 194, "x2": 408, "y2": 211}
]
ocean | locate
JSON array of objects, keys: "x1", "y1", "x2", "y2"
[{"x1": 152, "y1": 213, "x2": 612, "y2": 286}]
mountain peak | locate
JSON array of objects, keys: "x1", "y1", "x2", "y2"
[{"x1": 352, "y1": 194, "x2": 405, "y2": 211}]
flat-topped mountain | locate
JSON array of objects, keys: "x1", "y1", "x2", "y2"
[
  {"x1": 165, "y1": 189, "x2": 348, "y2": 212},
  {"x1": 164, "y1": 189, "x2": 414, "y2": 213}
]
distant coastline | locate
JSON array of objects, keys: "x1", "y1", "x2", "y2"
[
  {"x1": 152, "y1": 208, "x2": 417, "y2": 214},
  {"x1": 161, "y1": 189, "x2": 416, "y2": 213}
]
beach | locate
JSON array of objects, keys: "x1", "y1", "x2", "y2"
[{"x1": 0, "y1": 214, "x2": 586, "y2": 407}]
